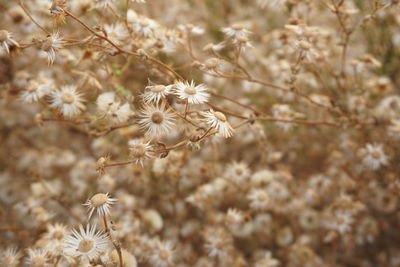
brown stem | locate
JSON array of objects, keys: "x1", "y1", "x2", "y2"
[
  {"x1": 18, "y1": 0, "x2": 50, "y2": 34},
  {"x1": 103, "y1": 215, "x2": 124, "y2": 267}
]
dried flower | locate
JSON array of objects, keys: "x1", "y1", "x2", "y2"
[
  {"x1": 128, "y1": 139, "x2": 153, "y2": 166},
  {"x1": 174, "y1": 80, "x2": 210, "y2": 104},
  {"x1": 143, "y1": 84, "x2": 174, "y2": 103},
  {"x1": 64, "y1": 224, "x2": 109, "y2": 260},
  {"x1": 0, "y1": 30, "x2": 18, "y2": 53},
  {"x1": 362, "y1": 143, "x2": 389, "y2": 170},
  {"x1": 41, "y1": 32, "x2": 65, "y2": 65},
  {"x1": 201, "y1": 110, "x2": 234, "y2": 138},
  {"x1": 138, "y1": 103, "x2": 176, "y2": 138},
  {"x1": 50, "y1": 85, "x2": 85, "y2": 117},
  {"x1": 83, "y1": 192, "x2": 117, "y2": 220}
]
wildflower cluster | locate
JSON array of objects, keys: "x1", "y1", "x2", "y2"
[{"x1": 1, "y1": 0, "x2": 400, "y2": 266}]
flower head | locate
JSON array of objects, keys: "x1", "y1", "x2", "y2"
[
  {"x1": 25, "y1": 249, "x2": 48, "y2": 267},
  {"x1": 138, "y1": 103, "x2": 176, "y2": 138},
  {"x1": 149, "y1": 239, "x2": 175, "y2": 267},
  {"x1": 20, "y1": 80, "x2": 52, "y2": 103},
  {"x1": 201, "y1": 110, "x2": 234, "y2": 138},
  {"x1": 1, "y1": 247, "x2": 21, "y2": 267},
  {"x1": 104, "y1": 23, "x2": 128, "y2": 46},
  {"x1": 0, "y1": 30, "x2": 18, "y2": 54},
  {"x1": 362, "y1": 143, "x2": 388, "y2": 170},
  {"x1": 128, "y1": 11, "x2": 159, "y2": 37},
  {"x1": 174, "y1": 80, "x2": 209, "y2": 104},
  {"x1": 222, "y1": 24, "x2": 251, "y2": 39},
  {"x1": 225, "y1": 162, "x2": 250, "y2": 183},
  {"x1": 143, "y1": 84, "x2": 173, "y2": 103},
  {"x1": 128, "y1": 139, "x2": 153, "y2": 166},
  {"x1": 83, "y1": 193, "x2": 117, "y2": 220},
  {"x1": 41, "y1": 32, "x2": 65, "y2": 65},
  {"x1": 248, "y1": 189, "x2": 270, "y2": 210},
  {"x1": 50, "y1": 85, "x2": 85, "y2": 117},
  {"x1": 64, "y1": 224, "x2": 110, "y2": 260},
  {"x1": 96, "y1": 92, "x2": 133, "y2": 123}
]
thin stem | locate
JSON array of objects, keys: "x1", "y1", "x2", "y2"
[
  {"x1": 64, "y1": 9, "x2": 183, "y2": 81},
  {"x1": 18, "y1": 0, "x2": 50, "y2": 34},
  {"x1": 256, "y1": 116, "x2": 341, "y2": 128},
  {"x1": 103, "y1": 215, "x2": 124, "y2": 267},
  {"x1": 104, "y1": 160, "x2": 136, "y2": 168}
]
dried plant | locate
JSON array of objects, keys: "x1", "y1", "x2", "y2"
[{"x1": 1, "y1": 0, "x2": 400, "y2": 266}]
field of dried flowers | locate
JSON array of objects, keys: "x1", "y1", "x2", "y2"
[{"x1": 1, "y1": 0, "x2": 400, "y2": 266}]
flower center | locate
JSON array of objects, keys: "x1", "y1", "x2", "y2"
[
  {"x1": 90, "y1": 193, "x2": 108, "y2": 207},
  {"x1": 130, "y1": 144, "x2": 146, "y2": 158},
  {"x1": 151, "y1": 85, "x2": 165, "y2": 93},
  {"x1": 27, "y1": 83, "x2": 39, "y2": 92},
  {"x1": 235, "y1": 168, "x2": 243, "y2": 176},
  {"x1": 140, "y1": 20, "x2": 150, "y2": 27},
  {"x1": 61, "y1": 92, "x2": 74, "y2": 104},
  {"x1": 159, "y1": 249, "x2": 170, "y2": 260},
  {"x1": 299, "y1": 40, "x2": 312, "y2": 50},
  {"x1": 371, "y1": 151, "x2": 381, "y2": 159},
  {"x1": 2, "y1": 256, "x2": 14, "y2": 265},
  {"x1": 205, "y1": 58, "x2": 219, "y2": 69},
  {"x1": 54, "y1": 230, "x2": 64, "y2": 240},
  {"x1": 257, "y1": 192, "x2": 268, "y2": 202},
  {"x1": 232, "y1": 24, "x2": 244, "y2": 31},
  {"x1": 184, "y1": 86, "x2": 196, "y2": 95},
  {"x1": 236, "y1": 35, "x2": 249, "y2": 43},
  {"x1": 213, "y1": 111, "x2": 227, "y2": 122},
  {"x1": 0, "y1": 30, "x2": 8, "y2": 42},
  {"x1": 31, "y1": 256, "x2": 46, "y2": 267},
  {"x1": 42, "y1": 37, "x2": 53, "y2": 52},
  {"x1": 78, "y1": 239, "x2": 94, "y2": 253},
  {"x1": 151, "y1": 111, "x2": 164, "y2": 124}
]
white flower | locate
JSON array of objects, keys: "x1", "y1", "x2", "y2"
[
  {"x1": 128, "y1": 139, "x2": 153, "y2": 166},
  {"x1": 388, "y1": 120, "x2": 400, "y2": 137},
  {"x1": 94, "y1": 0, "x2": 116, "y2": 9},
  {"x1": 41, "y1": 32, "x2": 65, "y2": 65},
  {"x1": 272, "y1": 104, "x2": 295, "y2": 131},
  {"x1": 104, "y1": 23, "x2": 128, "y2": 46},
  {"x1": 1, "y1": 247, "x2": 21, "y2": 267},
  {"x1": 248, "y1": 189, "x2": 269, "y2": 210},
  {"x1": 204, "y1": 228, "x2": 232, "y2": 261},
  {"x1": 143, "y1": 84, "x2": 173, "y2": 103},
  {"x1": 64, "y1": 224, "x2": 110, "y2": 260},
  {"x1": 20, "y1": 80, "x2": 52, "y2": 103},
  {"x1": 201, "y1": 110, "x2": 234, "y2": 138},
  {"x1": 148, "y1": 239, "x2": 175, "y2": 267},
  {"x1": 25, "y1": 249, "x2": 48, "y2": 267},
  {"x1": 222, "y1": 24, "x2": 251, "y2": 39},
  {"x1": 83, "y1": 193, "x2": 117, "y2": 220},
  {"x1": 225, "y1": 162, "x2": 250, "y2": 183},
  {"x1": 362, "y1": 143, "x2": 388, "y2": 170},
  {"x1": 128, "y1": 12, "x2": 159, "y2": 37},
  {"x1": 178, "y1": 24, "x2": 204, "y2": 35},
  {"x1": 42, "y1": 223, "x2": 69, "y2": 256},
  {"x1": 266, "y1": 181, "x2": 289, "y2": 201},
  {"x1": 96, "y1": 92, "x2": 133, "y2": 123},
  {"x1": 325, "y1": 211, "x2": 354, "y2": 234},
  {"x1": 174, "y1": 80, "x2": 210, "y2": 104},
  {"x1": 51, "y1": 85, "x2": 85, "y2": 117},
  {"x1": 43, "y1": 223, "x2": 69, "y2": 241},
  {"x1": 294, "y1": 39, "x2": 319, "y2": 62},
  {"x1": 226, "y1": 208, "x2": 244, "y2": 225},
  {"x1": 257, "y1": 0, "x2": 287, "y2": 9},
  {"x1": 0, "y1": 30, "x2": 19, "y2": 54},
  {"x1": 138, "y1": 103, "x2": 176, "y2": 138}
]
